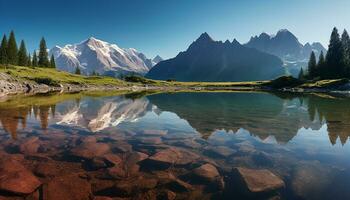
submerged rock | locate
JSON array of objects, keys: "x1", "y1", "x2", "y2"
[
  {"x1": 145, "y1": 147, "x2": 200, "y2": 169},
  {"x1": 71, "y1": 142, "x2": 110, "y2": 159},
  {"x1": 192, "y1": 163, "x2": 220, "y2": 181},
  {"x1": 233, "y1": 167, "x2": 284, "y2": 194},
  {"x1": 0, "y1": 158, "x2": 41, "y2": 195},
  {"x1": 43, "y1": 174, "x2": 92, "y2": 200},
  {"x1": 205, "y1": 146, "x2": 236, "y2": 157}
]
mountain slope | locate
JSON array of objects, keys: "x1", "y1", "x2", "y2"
[
  {"x1": 50, "y1": 37, "x2": 161, "y2": 76},
  {"x1": 245, "y1": 29, "x2": 327, "y2": 76},
  {"x1": 146, "y1": 33, "x2": 284, "y2": 82}
]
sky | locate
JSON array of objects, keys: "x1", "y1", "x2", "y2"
[{"x1": 0, "y1": 0, "x2": 350, "y2": 59}]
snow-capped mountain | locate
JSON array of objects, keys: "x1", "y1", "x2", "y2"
[
  {"x1": 49, "y1": 37, "x2": 162, "y2": 76},
  {"x1": 245, "y1": 29, "x2": 327, "y2": 76}
]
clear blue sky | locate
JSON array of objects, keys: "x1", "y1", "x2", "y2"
[{"x1": 0, "y1": 0, "x2": 349, "y2": 59}]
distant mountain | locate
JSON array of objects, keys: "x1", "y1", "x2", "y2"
[
  {"x1": 245, "y1": 29, "x2": 327, "y2": 76},
  {"x1": 146, "y1": 33, "x2": 284, "y2": 82},
  {"x1": 49, "y1": 37, "x2": 161, "y2": 76},
  {"x1": 152, "y1": 55, "x2": 163, "y2": 64}
]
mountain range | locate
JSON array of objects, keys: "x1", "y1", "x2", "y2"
[
  {"x1": 146, "y1": 33, "x2": 284, "y2": 81},
  {"x1": 49, "y1": 37, "x2": 163, "y2": 76},
  {"x1": 245, "y1": 29, "x2": 327, "y2": 76}
]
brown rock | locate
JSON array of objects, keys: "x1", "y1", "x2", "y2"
[
  {"x1": 233, "y1": 167, "x2": 284, "y2": 194},
  {"x1": 206, "y1": 146, "x2": 236, "y2": 157},
  {"x1": 103, "y1": 154, "x2": 123, "y2": 166},
  {"x1": 138, "y1": 137, "x2": 162, "y2": 145},
  {"x1": 157, "y1": 190, "x2": 176, "y2": 200},
  {"x1": 43, "y1": 174, "x2": 92, "y2": 200},
  {"x1": 126, "y1": 152, "x2": 149, "y2": 165},
  {"x1": 19, "y1": 137, "x2": 40, "y2": 154},
  {"x1": 147, "y1": 147, "x2": 200, "y2": 166},
  {"x1": 0, "y1": 158, "x2": 41, "y2": 195},
  {"x1": 71, "y1": 142, "x2": 110, "y2": 159},
  {"x1": 193, "y1": 163, "x2": 220, "y2": 181},
  {"x1": 93, "y1": 197, "x2": 113, "y2": 200}
]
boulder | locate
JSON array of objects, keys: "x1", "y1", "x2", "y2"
[
  {"x1": 145, "y1": 147, "x2": 200, "y2": 168},
  {"x1": 206, "y1": 146, "x2": 236, "y2": 157},
  {"x1": 42, "y1": 174, "x2": 92, "y2": 200},
  {"x1": 0, "y1": 158, "x2": 41, "y2": 195},
  {"x1": 192, "y1": 163, "x2": 220, "y2": 181},
  {"x1": 71, "y1": 142, "x2": 110, "y2": 159},
  {"x1": 233, "y1": 167, "x2": 284, "y2": 194}
]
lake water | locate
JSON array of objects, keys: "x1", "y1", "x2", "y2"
[{"x1": 0, "y1": 91, "x2": 349, "y2": 199}]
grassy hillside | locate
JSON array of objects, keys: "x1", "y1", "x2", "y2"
[
  {"x1": 0, "y1": 65, "x2": 265, "y2": 88},
  {"x1": 0, "y1": 65, "x2": 128, "y2": 86}
]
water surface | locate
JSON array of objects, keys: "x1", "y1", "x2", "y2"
[{"x1": 0, "y1": 92, "x2": 349, "y2": 199}]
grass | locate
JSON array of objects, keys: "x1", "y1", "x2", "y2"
[
  {"x1": 3, "y1": 65, "x2": 347, "y2": 92},
  {"x1": 0, "y1": 65, "x2": 265, "y2": 89},
  {"x1": 300, "y1": 78, "x2": 349, "y2": 89},
  {"x1": 0, "y1": 65, "x2": 128, "y2": 86}
]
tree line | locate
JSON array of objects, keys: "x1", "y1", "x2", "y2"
[
  {"x1": 0, "y1": 31, "x2": 55, "y2": 68},
  {"x1": 302, "y1": 27, "x2": 350, "y2": 80}
]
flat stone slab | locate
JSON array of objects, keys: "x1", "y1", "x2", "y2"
[
  {"x1": 234, "y1": 167, "x2": 284, "y2": 194},
  {"x1": 43, "y1": 174, "x2": 92, "y2": 200},
  {"x1": 193, "y1": 163, "x2": 220, "y2": 181},
  {"x1": 148, "y1": 147, "x2": 200, "y2": 166},
  {"x1": 0, "y1": 158, "x2": 41, "y2": 195}
]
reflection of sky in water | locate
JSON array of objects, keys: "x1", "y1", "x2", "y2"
[{"x1": 1, "y1": 92, "x2": 350, "y2": 199}]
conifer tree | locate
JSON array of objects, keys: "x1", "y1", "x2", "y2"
[
  {"x1": 341, "y1": 30, "x2": 350, "y2": 75},
  {"x1": 318, "y1": 51, "x2": 325, "y2": 78},
  {"x1": 6, "y1": 31, "x2": 18, "y2": 65},
  {"x1": 27, "y1": 53, "x2": 32, "y2": 67},
  {"x1": 0, "y1": 35, "x2": 7, "y2": 65},
  {"x1": 308, "y1": 51, "x2": 317, "y2": 79},
  {"x1": 17, "y1": 40, "x2": 28, "y2": 66},
  {"x1": 75, "y1": 67, "x2": 81, "y2": 75},
  {"x1": 32, "y1": 51, "x2": 38, "y2": 67},
  {"x1": 298, "y1": 68, "x2": 304, "y2": 80},
  {"x1": 326, "y1": 27, "x2": 345, "y2": 78},
  {"x1": 49, "y1": 54, "x2": 56, "y2": 68},
  {"x1": 38, "y1": 37, "x2": 49, "y2": 67}
]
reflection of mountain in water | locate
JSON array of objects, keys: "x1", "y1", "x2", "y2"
[
  {"x1": 147, "y1": 92, "x2": 322, "y2": 143},
  {"x1": 0, "y1": 92, "x2": 350, "y2": 145},
  {"x1": 55, "y1": 96, "x2": 152, "y2": 132}
]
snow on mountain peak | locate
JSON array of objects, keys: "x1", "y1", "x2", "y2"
[{"x1": 50, "y1": 37, "x2": 160, "y2": 76}]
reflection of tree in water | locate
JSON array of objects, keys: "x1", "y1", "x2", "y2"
[
  {"x1": 306, "y1": 96, "x2": 350, "y2": 145},
  {"x1": 0, "y1": 105, "x2": 55, "y2": 138},
  {"x1": 148, "y1": 92, "x2": 317, "y2": 143}
]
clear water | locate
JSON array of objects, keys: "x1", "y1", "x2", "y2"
[{"x1": 0, "y1": 92, "x2": 349, "y2": 199}]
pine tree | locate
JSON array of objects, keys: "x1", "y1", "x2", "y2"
[
  {"x1": 318, "y1": 51, "x2": 325, "y2": 78},
  {"x1": 38, "y1": 37, "x2": 49, "y2": 67},
  {"x1": 308, "y1": 51, "x2": 317, "y2": 79},
  {"x1": 326, "y1": 27, "x2": 345, "y2": 78},
  {"x1": 6, "y1": 31, "x2": 18, "y2": 65},
  {"x1": 27, "y1": 53, "x2": 32, "y2": 67},
  {"x1": 17, "y1": 40, "x2": 28, "y2": 66},
  {"x1": 32, "y1": 51, "x2": 38, "y2": 67},
  {"x1": 298, "y1": 68, "x2": 304, "y2": 80},
  {"x1": 341, "y1": 30, "x2": 350, "y2": 76},
  {"x1": 0, "y1": 34, "x2": 7, "y2": 65},
  {"x1": 75, "y1": 67, "x2": 81, "y2": 75},
  {"x1": 49, "y1": 54, "x2": 56, "y2": 68}
]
